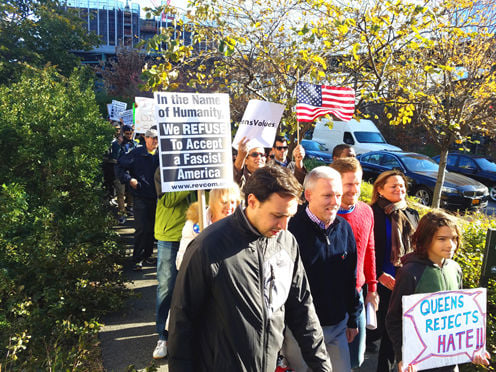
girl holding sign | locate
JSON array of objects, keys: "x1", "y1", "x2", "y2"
[{"x1": 386, "y1": 209, "x2": 490, "y2": 371}]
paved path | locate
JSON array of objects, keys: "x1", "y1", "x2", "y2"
[
  {"x1": 99, "y1": 218, "x2": 169, "y2": 371},
  {"x1": 99, "y1": 217, "x2": 378, "y2": 371}
]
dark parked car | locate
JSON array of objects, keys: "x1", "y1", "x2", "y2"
[
  {"x1": 301, "y1": 139, "x2": 333, "y2": 164},
  {"x1": 358, "y1": 151, "x2": 489, "y2": 211},
  {"x1": 432, "y1": 153, "x2": 496, "y2": 202}
]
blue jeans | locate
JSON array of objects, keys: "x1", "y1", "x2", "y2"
[
  {"x1": 349, "y1": 290, "x2": 366, "y2": 368},
  {"x1": 156, "y1": 240, "x2": 179, "y2": 341}
]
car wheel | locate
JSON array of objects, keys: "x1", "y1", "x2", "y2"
[
  {"x1": 414, "y1": 187, "x2": 432, "y2": 206},
  {"x1": 490, "y1": 186, "x2": 496, "y2": 202}
]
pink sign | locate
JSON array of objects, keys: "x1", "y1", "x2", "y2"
[{"x1": 402, "y1": 288, "x2": 486, "y2": 371}]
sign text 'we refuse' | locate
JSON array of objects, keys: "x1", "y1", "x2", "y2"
[{"x1": 154, "y1": 92, "x2": 233, "y2": 192}]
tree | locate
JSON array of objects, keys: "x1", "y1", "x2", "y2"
[
  {"x1": 0, "y1": 0, "x2": 98, "y2": 84},
  {"x1": 301, "y1": 0, "x2": 436, "y2": 116},
  {"x1": 97, "y1": 46, "x2": 150, "y2": 101},
  {"x1": 142, "y1": 0, "x2": 330, "y2": 146},
  {"x1": 383, "y1": 0, "x2": 496, "y2": 208},
  {"x1": 298, "y1": 0, "x2": 496, "y2": 207}
]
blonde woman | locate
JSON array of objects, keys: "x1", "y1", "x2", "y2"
[{"x1": 176, "y1": 185, "x2": 241, "y2": 270}]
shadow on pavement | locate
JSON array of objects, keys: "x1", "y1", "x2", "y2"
[{"x1": 100, "y1": 214, "x2": 170, "y2": 371}]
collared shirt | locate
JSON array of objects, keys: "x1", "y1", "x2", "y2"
[
  {"x1": 338, "y1": 204, "x2": 356, "y2": 215},
  {"x1": 274, "y1": 158, "x2": 288, "y2": 167},
  {"x1": 305, "y1": 206, "x2": 329, "y2": 230}
]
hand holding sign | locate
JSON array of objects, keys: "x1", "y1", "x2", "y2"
[
  {"x1": 237, "y1": 136, "x2": 250, "y2": 159},
  {"x1": 398, "y1": 361, "x2": 417, "y2": 372},
  {"x1": 293, "y1": 144, "x2": 305, "y2": 169},
  {"x1": 472, "y1": 350, "x2": 491, "y2": 366}
]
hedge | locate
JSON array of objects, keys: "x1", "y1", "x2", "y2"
[{"x1": 0, "y1": 67, "x2": 127, "y2": 369}]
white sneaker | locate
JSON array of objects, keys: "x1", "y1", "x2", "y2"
[{"x1": 153, "y1": 340, "x2": 167, "y2": 359}]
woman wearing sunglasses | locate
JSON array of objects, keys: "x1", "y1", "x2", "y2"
[{"x1": 233, "y1": 136, "x2": 267, "y2": 189}]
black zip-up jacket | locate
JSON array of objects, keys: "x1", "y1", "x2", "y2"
[
  {"x1": 289, "y1": 206, "x2": 361, "y2": 328},
  {"x1": 168, "y1": 207, "x2": 331, "y2": 372},
  {"x1": 116, "y1": 145, "x2": 159, "y2": 200}
]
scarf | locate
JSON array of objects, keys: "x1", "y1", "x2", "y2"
[{"x1": 376, "y1": 197, "x2": 415, "y2": 267}]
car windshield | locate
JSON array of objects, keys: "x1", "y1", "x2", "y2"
[
  {"x1": 354, "y1": 131, "x2": 386, "y2": 144},
  {"x1": 475, "y1": 158, "x2": 496, "y2": 172},
  {"x1": 303, "y1": 141, "x2": 324, "y2": 151},
  {"x1": 400, "y1": 154, "x2": 439, "y2": 172}
]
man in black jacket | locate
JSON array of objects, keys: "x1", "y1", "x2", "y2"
[
  {"x1": 117, "y1": 128, "x2": 159, "y2": 270},
  {"x1": 168, "y1": 166, "x2": 331, "y2": 372},
  {"x1": 284, "y1": 166, "x2": 361, "y2": 371}
]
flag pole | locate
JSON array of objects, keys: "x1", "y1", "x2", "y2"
[
  {"x1": 197, "y1": 189, "x2": 207, "y2": 232},
  {"x1": 295, "y1": 70, "x2": 300, "y2": 144}
]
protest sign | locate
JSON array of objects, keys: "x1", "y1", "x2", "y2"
[
  {"x1": 232, "y1": 99, "x2": 285, "y2": 149},
  {"x1": 402, "y1": 288, "x2": 486, "y2": 371},
  {"x1": 110, "y1": 100, "x2": 127, "y2": 121},
  {"x1": 107, "y1": 103, "x2": 112, "y2": 120},
  {"x1": 119, "y1": 109, "x2": 134, "y2": 126},
  {"x1": 154, "y1": 92, "x2": 233, "y2": 192},
  {"x1": 135, "y1": 97, "x2": 155, "y2": 134}
]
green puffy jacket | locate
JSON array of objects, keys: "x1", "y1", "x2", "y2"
[
  {"x1": 386, "y1": 252, "x2": 462, "y2": 365},
  {"x1": 154, "y1": 168, "x2": 195, "y2": 242}
]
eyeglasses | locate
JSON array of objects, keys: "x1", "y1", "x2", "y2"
[
  {"x1": 249, "y1": 152, "x2": 266, "y2": 158},
  {"x1": 275, "y1": 146, "x2": 288, "y2": 150}
]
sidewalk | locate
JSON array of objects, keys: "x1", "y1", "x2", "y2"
[
  {"x1": 99, "y1": 216, "x2": 378, "y2": 371},
  {"x1": 99, "y1": 217, "x2": 169, "y2": 371}
]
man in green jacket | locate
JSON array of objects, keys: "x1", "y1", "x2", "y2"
[{"x1": 152, "y1": 168, "x2": 194, "y2": 360}]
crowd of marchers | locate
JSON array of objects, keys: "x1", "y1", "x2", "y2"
[{"x1": 103, "y1": 121, "x2": 491, "y2": 372}]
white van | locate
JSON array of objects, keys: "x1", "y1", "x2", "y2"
[{"x1": 311, "y1": 118, "x2": 401, "y2": 155}]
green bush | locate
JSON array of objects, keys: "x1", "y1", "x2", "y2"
[
  {"x1": 0, "y1": 67, "x2": 126, "y2": 369},
  {"x1": 303, "y1": 157, "x2": 329, "y2": 171},
  {"x1": 457, "y1": 212, "x2": 495, "y2": 371}
]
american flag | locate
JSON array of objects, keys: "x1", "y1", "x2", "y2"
[{"x1": 296, "y1": 82, "x2": 355, "y2": 122}]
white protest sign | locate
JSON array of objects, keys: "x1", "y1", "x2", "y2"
[
  {"x1": 110, "y1": 100, "x2": 127, "y2": 121},
  {"x1": 154, "y1": 92, "x2": 233, "y2": 192},
  {"x1": 107, "y1": 103, "x2": 113, "y2": 119},
  {"x1": 402, "y1": 288, "x2": 486, "y2": 371},
  {"x1": 135, "y1": 97, "x2": 155, "y2": 134},
  {"x1": 119, "y1": 109, "x2": 134, "y2": 126},
  {"x1": 232, "y1": 99, "x2": 285, "y2": 149}
]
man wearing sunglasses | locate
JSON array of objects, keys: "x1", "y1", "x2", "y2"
[
  {"x1": 233, "y1": 137, "x2": 267, "y2": 189},
  {"x1": 268, "y1": 136, "x2": 307, "y2": 184}
]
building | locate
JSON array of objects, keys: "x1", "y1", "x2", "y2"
[{"x1": 65, "y1": 0, "x2": 181, "y2": 63}]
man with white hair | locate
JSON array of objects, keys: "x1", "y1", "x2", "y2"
[
  {"x1": 233, "y1": 136, "x2": 267, "y2": 188},
  {"x1": 284, "y1": 166, "x2": 361, "y2": 371}
]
